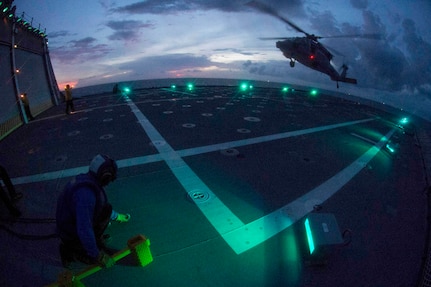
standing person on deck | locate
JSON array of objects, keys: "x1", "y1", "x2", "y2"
[{"x1": 64, "y1": 84, "x2": 75, "y2": 115}]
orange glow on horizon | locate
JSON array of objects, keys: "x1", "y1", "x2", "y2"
[{"x1": 58, "y1": 81, "x2": 78, "y2": 90}]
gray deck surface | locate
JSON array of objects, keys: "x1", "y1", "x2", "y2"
[{"x1": 0, "y1": 84, "x2": 429, "y2": 286}]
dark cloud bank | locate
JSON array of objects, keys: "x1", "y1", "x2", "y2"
[{"x1": 55, "y1": 0, "x2": 430, "y2": 104}]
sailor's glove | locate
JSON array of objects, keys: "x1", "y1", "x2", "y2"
[
  {"x1": 115, "y1": 213, "x2": 131, "y2": 223},
  {"x1": 97, "y1": 251, "x2": 115, "y2": 268}
]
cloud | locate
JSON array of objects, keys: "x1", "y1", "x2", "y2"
[
  {"x1": 309, "y1": 10, "x2": 343, "y2": 37},
  {"x1": 296, "y1": 5, "x2": 431, "y2": 96},
  {"x1": 355, "y1": 42, "x2": 408, "y2": 90},
  {"x1": 47, "y1": 30, "x2": 76, "y2": 38},
  {"x1": 401, "y1": 19, "x2": 431, "y2": 87},
  {"x1": 348, "y1": 13, "x2": 410, "y2": 90},
  {"x1": 350, "y1": 0, "x2": 368, "y2": 10},
  {"x1": 352, "y1": 12, "x2": 431, "y2": 93},
  {"x1": 243, "y1": 60, "x2": 252, "y2": 68},
  {"x1": 112, "y1": 1, "x2": 197, "y2": 14},
  {"x1": 117, "y1": 53, "x2": 213, "y2": 76},
  {"x1": 76, "y1": 53, "x2": 288, "y2": 86},
  {"x1": 106, "y1": 20, "x2": 155, "y2": 41},
  {"x1": 50, "y1": 37, "x2": 112, "y2": 64},
  {"x1": 106, "y1": 20, "x2": 153, "y2": 30},
  {"x1": 243, "y1": 59, "x2": 298, "y2": 79},
  {"x1": 213, "y1": 48, "x2": 255, "y2": 56},
  {"x1": 74, "y1": 54, "x2": 224, "y2": 84},
  {"x1": 71, "y1": 37, "x2": 97, "y2": 47},
  {"x1": 111, "y1": 0, "x2": 305, "y2": 16},
  {"x1": 98, "y1": 0, "x2": 116, "y2": 10}
]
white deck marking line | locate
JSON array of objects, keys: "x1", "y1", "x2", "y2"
[
  {"x1": 11, "y1": 166, "x2": 88, "y2": 185},
  {"x1": 10, "y1": 118, "x2": 375, "y2": 185},
  {"x1": 177, "y1": 118, "x2": 374, "y2": 158},
  {"x1": 350, "y1": 132, "x2": 377, "y2": 145},
  {"x1": 11, "y1": 154, "x2": 164, "y2": 185},
  {"x1": 125, "y1": 95, "x2": 246, "y2": 234},
  {"x1": 222, "y1": 129, "x2": 396, "y2": 254}
]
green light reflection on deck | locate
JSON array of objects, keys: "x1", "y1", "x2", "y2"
[{"x1": 304, "y1": 218, "x2": 315, "y2": 254}]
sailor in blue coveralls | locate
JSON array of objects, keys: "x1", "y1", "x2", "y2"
[{"x1": 56, "y1": 154, "x2": 130, "y2": 268}]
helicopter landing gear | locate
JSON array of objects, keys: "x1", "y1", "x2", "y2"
[{"x1": 290, "y1": 60, "x2": 295, "y2": 67}]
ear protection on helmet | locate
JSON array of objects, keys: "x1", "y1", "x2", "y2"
[{"x1": 89, "y1": 154, "x2": 118, "y2": 186}]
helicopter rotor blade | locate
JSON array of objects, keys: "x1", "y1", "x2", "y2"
[
  {"x1": 258, "y1": 37, "x2": 290, "y2": 40},
  {"x1": 318, "y1": 33, "x2": 382, "y2": 40},
  {"x1": 247, "y1": 1, "x2": 381, "y2": 42},
  {"x1": 246, "y1": 1, "x2": 309, "y2": 36}
]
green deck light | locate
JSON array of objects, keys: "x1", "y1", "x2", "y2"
[
  {"x1": 304, "y1": 214, "x2": 344, "y2": 258},
  {"x1": 399, "y1": 117, "x2": 408, "y2": 125},
  {"x1": 123, "y1": 87, "x2": 131, "y2": 94},
  {"x1": 187, "y1": 83, "x2": 194, "y2": 91},
  {"x1": 282, "y1": 87, "x2": 289, "y2": 92},
  {"x1": 310, "y1": 89, "x2": 318, "y2": 96},
  {"x1": 171, "y1": 84, "x2": 176, "y2": 89},
  {"x1": 304, "y1": 218, "x2": 315, "y2": 254},
  {"x1": 240, "y1": 83, "x2": 253, "y2": 91},
  {"x1": 385, "y1": 143, "x2": 395, "y2": 153},
  {"x1": 7, "y1": 5, "x2": 14, "y2": 17}
]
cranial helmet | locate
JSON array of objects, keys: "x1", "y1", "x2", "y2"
[{"x1": 89, "y1": 154, "x2": 118, "y2": 186}]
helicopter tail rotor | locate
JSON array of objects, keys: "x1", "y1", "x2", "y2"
[
  {"x1": 339, "y1": 64, "x2": 349, "y2": 78},
  {"x1": 332, "y1": 64, "x2": 357, "y2": 85}
]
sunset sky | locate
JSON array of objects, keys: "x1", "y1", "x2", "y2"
[{"x1": 12, "y1": 0, "x2": 431, "y2": 118}]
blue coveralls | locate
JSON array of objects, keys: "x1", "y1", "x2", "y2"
[{"x1": 56, "y1": 173, "x2": 118, "y2": 260}]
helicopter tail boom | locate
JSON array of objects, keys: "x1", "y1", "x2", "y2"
[
  {"x1": 332, "y1": 64, "x2": 357, "y2": 84},
  {"x1": 332, "y1": 76, "x2": 357, "y2": 84}
]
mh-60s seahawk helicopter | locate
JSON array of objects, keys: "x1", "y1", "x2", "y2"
[{"x1": 247, "y1": 1, "x2": 380, "y2": 88}]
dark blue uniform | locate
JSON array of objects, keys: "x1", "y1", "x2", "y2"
[{"x1": 56, "y1": 173, "x2": 118, "y2": 260}]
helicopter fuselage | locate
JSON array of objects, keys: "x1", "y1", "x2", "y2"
[
  {"x1": 248, "y1": 1, "x2": 359, "y2": 86},
  {"x1": 276, "y1": 37, "x2": 344, "y2": 82}
]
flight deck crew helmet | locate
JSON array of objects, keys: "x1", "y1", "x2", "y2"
[{"x1": 89, "y1": 154, "x2": 118, "y2": 186}]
